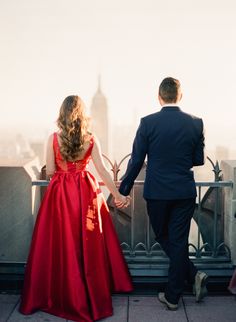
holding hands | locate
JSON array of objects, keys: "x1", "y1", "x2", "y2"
[{"x1": 114, "y1": 194, "x2": 131, "y2": 209}]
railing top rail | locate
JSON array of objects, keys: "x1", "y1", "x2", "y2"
[
  {"x1": 32, "y1": 179, "x2": 234, "y2": 188},
  {"x1": 32, "y1": 180, "x2": 49, "y2": 186},
  {"x1": 195, "y1": 181, "x2": 233, "y2": 187}
]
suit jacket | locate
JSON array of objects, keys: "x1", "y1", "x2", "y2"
[{"x1": 119, "y1": 106, "x2": 205, "y2": 200}]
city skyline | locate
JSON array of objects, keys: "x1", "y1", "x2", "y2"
[
  {"x1": 1, "y1": 0, "x2": 236, "y2": 151},
  {"x1": 1, "y1": 76, "x2": 236, "y2": 167}
]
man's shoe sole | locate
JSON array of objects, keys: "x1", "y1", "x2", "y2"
[
  {"x1": 195, "y1": 273, "x2": 209, "y2": 302},
  {"x1": 158, "y1": 293, "x2": 178, "y2": 311}
]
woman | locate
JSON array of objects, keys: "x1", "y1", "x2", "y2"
[{"x1": 20, "y1": 95, "x2": 133, "y2": 321}]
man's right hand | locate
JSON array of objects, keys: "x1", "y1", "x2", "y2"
[{"x1": 114, "y1": 195, "x2": 131, "y2": 209}]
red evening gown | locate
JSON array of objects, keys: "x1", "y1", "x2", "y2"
[
  {"x1": 20, "y1": 133, "x2": 133, "y2": 321},
  {"x1": 228, "y1": 269, "x2": 236, "y2": 294}
]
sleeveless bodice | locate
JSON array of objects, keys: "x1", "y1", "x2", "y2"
[{"x1": 53, "y1": 133, "x2": 94, "y2": 173}]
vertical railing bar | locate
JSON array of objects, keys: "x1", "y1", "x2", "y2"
[
  {"x1": 130, "y1": 187, "x2": 135, "y2": 255},
  {"x1": 197, "y1": 186, "x2": 201, "y2": 257},
  {"x1": 213, "y1": 187, "x2": 219, "y2": 257},
  {"x1": 114, "y1": 181, "x2": 119, "y2": 228},
  {"x1": 147, "y1": 208, "x2": 150, "y2": 256}
]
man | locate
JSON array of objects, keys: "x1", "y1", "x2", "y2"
[{"x1": 118, "y1": 77, "x2": 208, "y2": 310}]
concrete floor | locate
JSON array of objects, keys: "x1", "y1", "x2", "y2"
[{"x1": 1, "y1": 294, "x2": 236, "y2": 322}]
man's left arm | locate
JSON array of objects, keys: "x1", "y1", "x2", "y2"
[
  {"x1": 119, "y1": 118, "x2": 148, "y2": 196},
  {"x1": 193, "y1": 118, "x2": 205, "y2": 166}
]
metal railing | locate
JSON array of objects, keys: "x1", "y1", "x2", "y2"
[
  {"x1": 32, "y1": 156, "x2": 233, "y2": 273},
  {"x1": 109, "y1": 180, "x2": 233, "y2": 264}
]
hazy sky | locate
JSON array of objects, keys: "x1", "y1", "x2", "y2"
[{"x1": 0, "y1": 0, "x2": 236, "y2": 150}]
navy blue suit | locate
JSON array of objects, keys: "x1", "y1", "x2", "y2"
[
  {"x1": 119, "y1": 106, "x2": 205, "y2": 304},
  {"x1": 119, "y1": 106, "x2": 204, "y2": 199}
]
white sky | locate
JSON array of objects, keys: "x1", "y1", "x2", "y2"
[{"x1": 0, "y1": 0, "x2": 236, "y2": 150}]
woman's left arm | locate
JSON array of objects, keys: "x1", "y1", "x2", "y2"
[{"x1": 46, "y1": 134, "x2": 56, "y2": 179}]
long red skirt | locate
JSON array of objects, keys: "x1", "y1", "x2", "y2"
[{"x1": 20, "y1": 171, "x2": 133, "y2": 321}]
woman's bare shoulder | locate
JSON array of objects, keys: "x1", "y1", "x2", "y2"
[
  {"x1": 47, "y1": 133, "x2": 55, "y2": 144},
  {"x1": 84, "y1": 132, "x2": 96, "y2": 144}
]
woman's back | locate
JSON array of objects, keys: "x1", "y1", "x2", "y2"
[{"x1": 53, "y1": 132, "x2": 94, "y2": 173}]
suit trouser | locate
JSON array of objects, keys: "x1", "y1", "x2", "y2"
[{"x1": 146, "y1": 198, "x2": 197, "y2": 304}]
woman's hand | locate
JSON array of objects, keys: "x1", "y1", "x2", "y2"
[{"x1": 114, "y1": 194, "x2": 131, "y2": 209}]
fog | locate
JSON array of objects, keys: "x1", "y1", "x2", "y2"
[{"x1": 1, "y1": 0, "x2": 236, "y2": 163}]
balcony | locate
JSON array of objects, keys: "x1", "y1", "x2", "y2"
[{"x1": 0, "y1": 156, "x2": 236, "y2": 292}]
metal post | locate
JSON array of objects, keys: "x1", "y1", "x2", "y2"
[
  {"x1": 130, "y1": 187, "x2": 135, "y2": 257},
  {"x1": 213, "y1": 187, "x2": 219, "y2": 257},
  {"x1": 197, "y1": 186, "x2": 202, "y2": 258}
]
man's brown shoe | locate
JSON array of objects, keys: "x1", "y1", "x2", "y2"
[{"x1": 158, "y1": 292, "x2": 178, "y2": 310}]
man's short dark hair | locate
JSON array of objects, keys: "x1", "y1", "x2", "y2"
[{"x1": 159, "y1": 77, "x2": 181, "y2": 103}]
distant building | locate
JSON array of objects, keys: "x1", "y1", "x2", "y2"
[
  {"x1": 90, "y1": 76, "x2": 109, "y2": 156},
  {"x1": 0, "y1": 134, "x2": 35, "y2": 160},
  {"x1": 15, "y1": 134, "x2": 35, "y2": 159},
  {"x1": 30, "y1": 141, "x2": 45, "y2": 166},
  {"x1": 215, "y1": 145, "x2": 229, "y2": 162},
  {"x1": 112, "y1": 124, "x2": 135, "y2": 162}
]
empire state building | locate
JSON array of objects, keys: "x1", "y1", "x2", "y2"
[{"x1": 90, "y1": 76, "x2": 109, "y2": 156}]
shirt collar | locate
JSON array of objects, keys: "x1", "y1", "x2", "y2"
[
  {"x1": 162, "y1": 103, "x2": 179, "y2": 107},
  {"x1": 161, "y1": 104, "x2": 181, "y2": 111}
]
